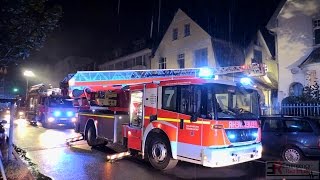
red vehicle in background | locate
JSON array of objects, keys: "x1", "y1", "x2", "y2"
[
  {"x1": 69, "y1": 65, "x2": 265, "y2": 170},
  {"x1": 26, "y1": 84, "x2": 77, "y2": 128}
]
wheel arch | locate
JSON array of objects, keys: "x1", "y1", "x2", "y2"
[{"x1": 142, "y1": 121, "x2": 178, "y2": 159}]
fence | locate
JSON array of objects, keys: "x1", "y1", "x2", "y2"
[{"x1": 262, "y1": 103, "x2": 320, "y2": 117}]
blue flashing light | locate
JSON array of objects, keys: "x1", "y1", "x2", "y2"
[
  {"x1": 53, "y1": 111, "x2": 61, "y2": 117},
  {"x1": 199, "y1": 68, "x2": 214, "y2": 79},
  {"x1": 67, "y1": 111, "x2": 74, "y2": 117},
  {"x1": 228, "y1": 134, "x2": 236, "y2": 139},
  {"x1": 252, "y1": 132, "x2": 258, "y2": 138},
  {"x1": 240, "y1": 77, "x2": 252, "y2": 85}
]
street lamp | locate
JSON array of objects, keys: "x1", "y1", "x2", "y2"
[{"x1": 23, "y1": 70, "x2": 35, "y2": 99}]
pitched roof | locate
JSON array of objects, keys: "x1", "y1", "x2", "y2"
[
  {"x1": 299, "y1": 47, "x2": 320, "y2": 67},
  {"x1": 259, "y1": 28, "x2": 275, "y2": 58},
  {"x1": 266, "y1": 0, "x2": 287, "y2": 30}
]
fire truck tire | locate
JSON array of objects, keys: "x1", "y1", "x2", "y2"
[
  {"x1": 86, "y1": 125, "x2": 100, "y2": 147},
  {"x1": 147, "y1": 134, "x2": 178, "y2": 170}
]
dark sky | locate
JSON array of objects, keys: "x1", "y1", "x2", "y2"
[
  {"x1": 9, "y1": 0, "x2": 281, "y2": 95},
  {"x1": 27, "y1": 0, "x2": 281, "y2": 66}
]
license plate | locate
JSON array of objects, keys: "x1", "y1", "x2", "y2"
[{"x1": 60, "y1": 118, "x2": 68, "y2": 120}]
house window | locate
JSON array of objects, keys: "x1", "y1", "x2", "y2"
[
  {"x1": 172, "y1": 28, "x2": 178, "y2": 40},
  {"x1": 194, "y1": 48, "x2": 208, "y2": 67},
  {"x1": 253, "y1": 49, "x2": 263, "y2": 64},
  {"x1": 123, "y1": 59, "x2": 133, "y2": 69},
  {"x1": 289, "y1": 82, "x2": 303, "y2": 96},
  {"x1": 184, "y1": 24, "x2": 190, "y2": 37},
  {"x1": 159, "y1": 57, "x2": 166, "y2": 69},
  {"x1": 135, "y1": 56, "x2": 143, "y2": 66},
  {"x1": 108, "y1": 64, "x2": 114, "y2": 70},
  {"x1": 115, "y1": 62, "x2": 123, "y2": 70},
  {"x1": 177, "y1": 53, "x2": 185, "y2": 68},
  {"x1": 313, "y1": 18, "x2": 320, "y2": 45}
]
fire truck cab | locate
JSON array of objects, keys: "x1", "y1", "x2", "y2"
[
  {"x1": 26, "y1": 84, "x2": 77, "y2": 128},
  {"x1": 70, "y1": 66, "x2": 265, "y2": 170}
]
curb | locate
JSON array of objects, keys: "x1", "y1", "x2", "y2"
[
  {"x1": 12, "y1": 148, "x2": 35, "y2": 180},
  {"x1": 1, "y1": 142, "x2": 35, "y2": 180}
]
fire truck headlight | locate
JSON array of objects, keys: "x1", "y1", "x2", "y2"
[
  {"x1": 53, "y1": 111, "x2": 61, "y2": 117},
  {"x1": 67, "y1": 111, "x2": 74, "y2": 117},
  {"x1": 48, "y1": 117, "x2": 55, "y2": 122},
  {"x1": 257, "y1": 145, "x2": 263, "y2": 153},
  {"x1": 71, "y1": 117, "x2": 77, "y2": 122}
]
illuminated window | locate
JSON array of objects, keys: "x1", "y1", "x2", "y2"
[
  {"x1": 177, "y1": 53, "x2": 185, "y2": 68},
  {"x1": 159, "y1": 57, "x2": 166, "y2": 69},
  {"x1": 313, "y1": 18, "x2": 320, "y2": 45},
  {"x1": 172, "y1": 28, "x2": 178, "y2": 40},
  {"x1": 194, "y1": 48, "x2": 208, "y2": 67},
  {"x1": 184, "y1": 24, "x2": 190, "y2": 37}
]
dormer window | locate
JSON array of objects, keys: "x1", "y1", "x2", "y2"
[{"x1": 313, "y1": 18, "x2": 320, "y2": 45}]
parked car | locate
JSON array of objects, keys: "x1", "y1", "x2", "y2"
[{"x1": 261, "y1": 116, "x2": 320, "y2": 163}]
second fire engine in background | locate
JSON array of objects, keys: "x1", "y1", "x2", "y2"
[{"x1": 26, "y1": 84, "x2": 77, "y2": 128}]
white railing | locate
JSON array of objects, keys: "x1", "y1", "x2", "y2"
[{"x1": 261, "y1": 103, "x2": 320, "y2": 117}]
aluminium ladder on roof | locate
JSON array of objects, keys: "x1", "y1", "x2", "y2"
[{"x1": 69, "y1": 64, "x2": 266, "y2": 87}]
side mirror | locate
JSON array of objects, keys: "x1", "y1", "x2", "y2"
[
  {"x1": 1, "y1": 120, "x2": 7, "y2": 124},
  {"x1": 190, "y1": 114, "x2": 198, "y2": 122}
]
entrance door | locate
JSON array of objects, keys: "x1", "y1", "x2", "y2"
[{"x1": 127, "y1": 90, "x2": 144, "y2": 151}]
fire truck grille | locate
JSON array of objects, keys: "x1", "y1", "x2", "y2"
[{"x1": 225, "y1": 128, "x2": 258, "y2": 143}]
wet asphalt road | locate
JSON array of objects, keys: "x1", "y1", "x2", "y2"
[{"x1": 10, "y1": 119, "x2": 278, "y2": 180}]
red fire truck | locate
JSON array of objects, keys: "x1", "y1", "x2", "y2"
[
  {"x1": 69, "y1": 65, "x2": 265, "y2": 170},
  {"x1": 26, "y1": 84, "x2": 77, "y2": 128}
]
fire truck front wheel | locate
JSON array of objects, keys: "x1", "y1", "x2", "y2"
[{"x1": 147, "y1": 134, "x2": 178, "y2": 170}]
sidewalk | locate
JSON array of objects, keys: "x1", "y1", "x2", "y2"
[{"x1": 1, "y1": 142, "x2": 34, "y2": 180}]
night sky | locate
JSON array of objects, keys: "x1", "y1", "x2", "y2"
[
  {"x1": 9, "y1": 0, "x2": 281, "y2": 95},
  {"x1": 27, "y1": 0, "x2": 281, "y2": 65}
]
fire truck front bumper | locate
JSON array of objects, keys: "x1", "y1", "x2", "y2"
[{"x1": 201, "y1": 143, "x2": 262, "y2": 168}]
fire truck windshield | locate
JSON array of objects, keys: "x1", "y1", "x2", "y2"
[
  {"x1": 48, "y1": 98, "x2": 73, "y2": 108},
  {"x1": 207, "y1": 84, "x2": 259, "y2": 120}
]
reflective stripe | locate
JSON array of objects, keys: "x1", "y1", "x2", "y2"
[
  {"x1": 79, "y1": 113, "x2": 114, "y2": 119},
  {"x1": 145, "y1": 116, "x2": 210, "y2": 125}
]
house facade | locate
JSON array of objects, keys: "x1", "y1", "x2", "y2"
[
  {"x1": 244, "y1": 30, "x2": 278, "y2": 111},
  {"x1": 267, "y1": 0, "x2": 320, "y2": 103},
  {"x1": 99, "y1": 48, "x2": 152, "y2": 71},
  {"x1": 151, "y1": 9, "x2": 275, "y2": 109},
  {"x1": 151, "y1": 9, "x2": 217, "y2": 69}
]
